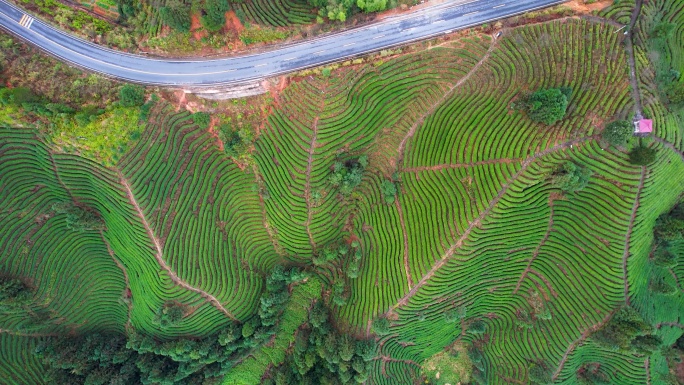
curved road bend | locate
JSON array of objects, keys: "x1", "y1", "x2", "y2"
[{"x1": 0, "y1": 0, "x2": 564, "y2": 86}]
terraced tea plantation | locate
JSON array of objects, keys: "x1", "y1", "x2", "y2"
[{"x1": 1, "y1": 4, "x2": 684, "y2": 385}]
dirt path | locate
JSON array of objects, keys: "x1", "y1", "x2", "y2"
[
  {"x1": 656, "y1": 322, "x2": 684, "y2": 329},
  {"x1": 513, "y1": 201, "x2": 555, "y2": 294},
  {"x1": 100, "y1": 231, "x2": 133, "y2": 329},
  {"x1": 552, "y1": 310, "x2": 615, "y2": 380},
  {"x1": 402, "y1": 158, "x2": 521, "y2": 173},
  {"x1": 387, "y1": 136, "x2": 597, "y2": 314},
  {"x1": 652, "y1": 136, "x2": 684, "y2": 162},
  {"x1": 622, "y1": 166, "x2": 646, "y2": 306},
  {"x1": 393, "y1": 38, "x2": 497, "y2": 171},
  {"x1": 304, "y1": 117, "x2": 319, "y2": 252},
  {"x1": 645, "y1": 358, "x2": 651, "y2": 385},
  {"x1": 626, "y1": 0, "x2": 644, "y2": 117},
  {"x1": 395, "y1": 198, "x2": 413, "y2": 289},
  {"x1": 117, "y1": 172, "x2": 238, "y2": 321}
]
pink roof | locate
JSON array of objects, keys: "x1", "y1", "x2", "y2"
[{"x1": 638, "y1": 119, "x2": 653, "y2": 133}]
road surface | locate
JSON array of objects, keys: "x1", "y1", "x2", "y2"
[{"x1": 0, "y1": 0, "x2": 565, "y2": 86}]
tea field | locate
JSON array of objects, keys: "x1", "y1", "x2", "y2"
[{"x1": 1, "y1": 3, "x2": 684, "y2": 385}]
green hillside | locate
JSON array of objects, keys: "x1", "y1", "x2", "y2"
[{"x1": 1, "y1": 1, "x2": 684, "y2": 384}]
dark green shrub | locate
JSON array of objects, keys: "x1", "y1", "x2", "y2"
[
  {"x1": 550, "y1": 162, "x2": 592, "y2": 193},
  {"x1": 628, "y1": 145, "x2": 657, "y2": 165},
  {"x1": 154, "y1": 301, "x2": 186, "y2": 328},
  {"x1": 468, "y1": 320, "x2": 486, "y2": 334},
  {"x1": 202, "y1": 0, "x2": 230, "y2": 32},
  {"x1": 192, "y1": 112, "x2": 211, "y2": 129},
  {"x1": 519, "y1": 87, "x2": 570, "y2": 125},
  {"x1": 576, "y1": 363, "x2": 610, "y2": 385},
  {"x1": 119, "y1": 84, "x2": 145, "y2": 107},
  {"x1": 602, "y1": 120, "x2": 633, "y2": 147},
  {"x1": 159, "y1": 5, "x2": 191, "y2": 32},
  {"x1": 372, "y1": 317, "x2": 391, "y2": 335}
]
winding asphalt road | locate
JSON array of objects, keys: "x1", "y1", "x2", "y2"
[{"x1": 0, "y1": 0, "x2": 565, "y2": 86}]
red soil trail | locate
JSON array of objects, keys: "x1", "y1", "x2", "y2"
[
  {"x1": 393, "y1": 37, "x2": 498, "y2": 171},
  {"x1": 513, "y1": 196, "x2": 556, "y2": 294},
  {"x1": 395, "y1": 197, "x2": 413, "y2": 289},
  {"x1": 117, "y1": 172, "x2": 238, "y2": 321},
  {"x1": 402, "y1": 158, "x2": 521, "y2": 173},
  {"x1": 622, "y1": 166, "x2": 646, "y2": 306},
  {"x1": 387, "y1": 136, "x2": 597, "y2": 316}
]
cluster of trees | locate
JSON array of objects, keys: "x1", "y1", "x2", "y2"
[
  {"x1": 0, "y1": 277, "x2": 34, "y2": 311},
  {"x1": 52, "y1": 201, "x2": 105, "y2": 232},
  {"x1": 591, "y1": 306, "x2": 662, "y2": 355},
  {"x1": 380, "y1": 177, "x2": 398, "y2": 204},
  {"x1": 329, "y1": 155, "x2": 368, "y2": 195},
  {"x1": 516, "y1": 87, "x2": 571, "y2": 125},
  {"x1": 628, "y1": 144, "x2": 658, "y2": 165},
  {"x1": 307, "y1": 0, "x2": 388, "y2": 22},
  {"x1": 310, "y1": 239, "x2": 363, "y2": 306},
  {"x1": 649, "y1": 201, "x2": 683, "y2": 295},
  {"x1": 601, "y1": 120, "x2": 632, "y2": 148},
  {"x1": 36, "y1": 266, "x2": 307, "y2": 385},
  {"x1": 264, "y1": 302, "x2": 378, "y2": 384},
  {"x1": 0, "y1": 86, "x2": 105, "y2": 125},
  {"x1": 649, "y1": 21, "x2": 684, "y2": 106},
  {"x1": 549, "y1": 161, "x2": 592, "y2": 193},
  {"x1": 576, "y1": 362, "x2": 609, "y2": 385}
]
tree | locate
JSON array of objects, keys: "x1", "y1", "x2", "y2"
[
  {"x1": 0, "y1": 277, "x2": 33, "y2": 310},
  {"x1": 201, "y1": 0, "x2": 230, "y2": 32},
  {"x1": 371, "y1": 317, "x2": 391, "y2": 335},
  {"x1": 602, "y1": 120, "x2": 633, "y2": 147},
  {"x1": 528, "y1": 361, "x2": 553, "y2": 385},
  {"x1": 628, "y1": 145, "x2": 657, "y2": 165},
  {"x1": 119, "y1": 84, "x2": 145, "y2": 107},
  {"x1": 357, "y1": 0, "x2": 386, "y2": 12},
  {"x1": 192, "y1": 112, "x2": 211, "y2": 129},
  {"x1": 591, "y1": 306, "x2": 651, "y2": 351},
  {"x1": 520, "y1": 88, "x2": 570, "y2": 125},
  {"x1": 631, "y1": 334, "x2": 662, "y2": 355},
  {"x1": 468, "y1": 320, "x2": 486, "y2": 334},
  {"x1": 550, "y1": 162, "x2": 592, "y2": 193},
  {"x1": 159, "y1": 4, "x2": 191, "y2": 32},
  {"x1": 380, "y1": 179, "x2": 397, "y2": 204},
  {"x1": 576, "y1": 363, "x2": 609, "y2": 385},
  {"x1": 154, "y1": 301, "x2": 186, "y2": 328}
]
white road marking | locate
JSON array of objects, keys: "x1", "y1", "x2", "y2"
[
  {"x1": 284, "y1": 57, "x2": 297, "y2": 61},
  {"x1": 255, "y1": 63, "x2": 267, "y2": 67},
  {"x1": 372, "y1": 34, "x2": 385, "y2": 39},
  {"x1": 313, "y1": 50, "x2": 325, "y2": 55},
  {"x1": 464, "y1": 11, "x2": 479, "y2": 17},
  {"x1": 18, "y1": 14, "x2": 34, "y2": 28},
  {"x1": 343, "y1": 42, "x2": 355, "y2": 47},
  {"x1": 493, "y1": 4, "x2": 506, "y2": 9}
]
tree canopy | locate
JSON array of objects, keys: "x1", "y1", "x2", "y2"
[
  {"x1": 119, "y1": 84, "x2": 145, "y2": 107},
  {"x1": 519, "y1": 87, "x2": 571, "y2": 125},
  {"x1": 628, "y1": 145, "x2": 657, "y2": 165},
  {"x1": 550, "y1": 162, "x2": 592, "y2": 193},
  {"x1": 602, "y1": 120, "x2": 633, "y2": 147}
]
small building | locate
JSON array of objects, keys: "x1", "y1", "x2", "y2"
[{"x1": 634, "y1": 118, "x2": 653, "y2": 136}]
